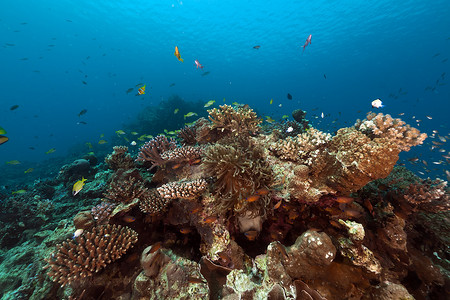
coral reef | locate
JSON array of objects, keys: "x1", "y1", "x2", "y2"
[
  {"x1": 2, "y1": 104, "x2": 448, "y2": 300},
  {"x1": 44, "y1": 224, "x2": 138, "y2": 286}
]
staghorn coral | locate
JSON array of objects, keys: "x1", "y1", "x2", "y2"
[
  {"x1": 105, "y1": 146, "x2": 134, "y2": 171},
  {"x1": 270, "y1": 128, "x2": 332, "y2": 164},
  {"x1": 208, "y1": 104, "x2": 261, "y2": 137},
  {"x1": 354, "y1": 112, "x2": 427, "y2": 151},
  {"x1": 203, "y1": 137, "x2": 273, "y2": 213},
  {"x1": 139, "y1": 189, "x2": 171, "y2": 214},
  {"x1": 104, "y1": 176, "x2": 148, "y2": 203},
  {"x1": 91, "y1": 201, "x2": 116, "y2": 224},
  {"x1": 156, "y1": 178, "x2": 208, "y2": 200},
  {"x1": 136, "y1": 135, "x2": 177, "y2": 170},
  {"x1": 44, "y1": 224, "x2": 138, "y2": 286}
]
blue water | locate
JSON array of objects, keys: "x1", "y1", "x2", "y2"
[{"x1": 1, "y1": 0, "x2": 449, "y2": 180}]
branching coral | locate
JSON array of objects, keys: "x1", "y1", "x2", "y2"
[
  {"x1": 208, "y1": 104, "x2": 261, "y2": 137},
  {"x1": 402, "y1": 179, "x2": 449, "y2": 213},
  {"x1": 177, "y1": 125, "x2": 197, "y2": 145},
  {"x1": 136, "y1": 135, "x2": 177, "y2": 170},
  {"x1": 44, "y1": 224, "x2": 138, "y2": 286},
  {"x1": 104, "y1": 176, "x2": 148, "y2": 203},
  {"x1": 105, "y1": 146, "x2": 134, "y2": 171},
  {"x1": 91, "y1": 201, "x2": 116, "y2": 224},
  {"x1": 139, "y1": 189, "x2": 172, "y2": 214},
  {"x1": 203, "y1": 137, "x2": 273, "y2": 213},
  {"x1": 354, "y1": 112, "x2": 427, "y2": 151},
  {"x1": 157, "y1": 178, "x2": 208, "y2": 200},
  {"x1": 160, "y1": 146, "x2": 203, "y2": 165}
]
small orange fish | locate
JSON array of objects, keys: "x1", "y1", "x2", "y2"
[
  {"x1": 125, "y1": 252, "x2": 140, "y2": 263},
  {"x1": 274, "y1": 199, "x2": 283, "y2": 210},
  {"x1": 138, "y1": 85, "x2": 146, "y2": 95},
  {"x1": 343, "y1": 209, "x2": 361, "y2": 218},
  {"x1": 190, "y1": 158, "x2": 201, "y2": 165},
  {"x1": 149, "y1": 242, "x2": 162, "y2": 254},
  {"x1": 246, "y1": 195, "x2": 260, "y2": 203},
  {"x1": 122, "y1": 215, "x2": 136, "y2": 223},
  {"x1": 218, "y1": 252, "x2": 231, "y2": 265},
  {"x1": 255, "y1": 188, "x2": 270, "y2": 196},
  {"x1": 363, "y1": 199, "x2": 374, "y2": 216},
  {"x1": 244, "y1": 230, "x2": 258, "y2": 241},
  {"x1": 203, "y1": 216, "x2": 217, "y2": 224},
  {"x1": 172, "y1": 163, "x2": 183, "y2": 170},
  {"x1": 191, "y1": 207, "x2": 201, "y2": 214},
  {"x1": 335, "y1": 196, "x2": 354, "y2": 204},
  {"x1": 329, "y1": 220, "x2": 341, "y2": 228},
  {"x1": 174, "y1": 46, "x2": 183, "y2": 62},
  {"x1": 180, "y1": 227, "x2": 192, "y2": 234},
  {"x1": 288, "y1": 210, "x2": 299, "y2": 221},
  {"x1": 188, "y1": 276, "x2": 206, "y2": 284}
]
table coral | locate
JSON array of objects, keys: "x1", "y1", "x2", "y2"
[{"x1": 354, "y1": 112, "x2": 427, "y2": 151}]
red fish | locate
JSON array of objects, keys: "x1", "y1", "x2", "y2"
[
  {"x1": 194, "y1": 59, "x2": 204, "y2": 69},
  {"x1": 302, "y1": 34, "x2": 312, "y2": 53}
]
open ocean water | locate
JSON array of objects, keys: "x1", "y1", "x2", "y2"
[{"x1": 0, "y1": 1, "x2": 449, "y2": 186}]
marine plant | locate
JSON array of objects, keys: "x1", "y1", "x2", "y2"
[{"x1": 208, "y1": 104, "x2": 262, "y2": 137}]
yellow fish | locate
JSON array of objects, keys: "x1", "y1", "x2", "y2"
[
  {"x1": 138, "y1": 135, "x2": 147, "y2": 141},
  {"x1": 184, "y1": 112, "x2": 198, "y2": 119},
  {"x1": 282, "y1": 115, "x2": 289, "y2": 119},
  {"x1": 98, "y1": 140, "x2": 107, "y2": 144},
  {"x1": 116, "y1": 130, "x2": 125, "y2": 135},
  {"x1": 269, "y1": 98, "x2": 273, "y2": 105},
  {"x1": 72, "y1": 177, "x2": 87, "y2": 196},
  {"x1": 0, "y1": 126, "x2": 6, "y2": 135},
  {"x1": 130, "y1": 131, "x2": 138, "y2": 135},
  {"x1": 100, "y1": 133, "x2": 105, "y2": 138},
  {"x1": 265, "y1": 116, "x2": 274, "y2": 123},
  {"x1": 46, "y1": 148, "x2": 56, "y2": 154},
  {"x1": 86, "y1": 142, "x2": 93, "y2": 149},
  {"x1": 174, "y1": 46, "x2": 183, "y2": 62},
  {"x1": 138, "y1": 85, "x2": 146, "y2": 95},
  {"x1": 6, "y1": 160, "x2": 21, "y2": 165},
  {"x1": 24, "y1": 168, "x2": 34, "y2": 174},
  {"x1": 204, "y1": 100, "x2": 215, "y2": 107},
  {"x1": 12, "y1": 189, "x2": 26, "y2": 194},
  {"x1": 232, "y1": 102, "x2": 239, "y2": 106},
  {"x1": 174, "y1": 108, "x2": 179, "y2": 114}
]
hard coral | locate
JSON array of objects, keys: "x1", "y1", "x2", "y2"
[
  {"x1": 208, "y1": 104, "x2": 261, "y2": 137},
  {"x1": 270, "y1": 128, "x2": 331, "y2": 164},
  {"x1": 160, "y1": 145, "x2": 203, "y2": 165},
  {"x1": 354, "y1": 112, "x2": 427, "y2": 151},
  {"x1": 139, "y1": 189, "x2": 171, "y2": 214},
  {"x1": 156, "y1": 178, "x2": 208, "y2": 200},
  {"x1": 203, "y1": 137, "x2": 273, "y2": 213},
  {"x1": 104, "y1": 176, "x2": 148, "y2": 203},
  {"x1": 136, "y1": 135, "x2": 177, "y2": 170},
  {"x1": 105, "y1": 146, "x2": 134, "y2": 171},
  {"x1": 44, "y1": 224, "x2": 138, "y2": 286}
]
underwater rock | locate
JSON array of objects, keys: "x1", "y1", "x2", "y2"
[
  {"x1": 58, "y1": 159, "x2": 92, "y2": 183},
  {"x1": 337, "y1": 237, "x2": 382, "y2": 274},
  {"x1": 134, "y1": 247, "x2": 209, "y2": 299},
  {"x1": 363, "y1": 281, "x2": 414, "y2": 300},
  {"x1": 73, "y1": 210, "x2": 94, "y2": 230}
]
